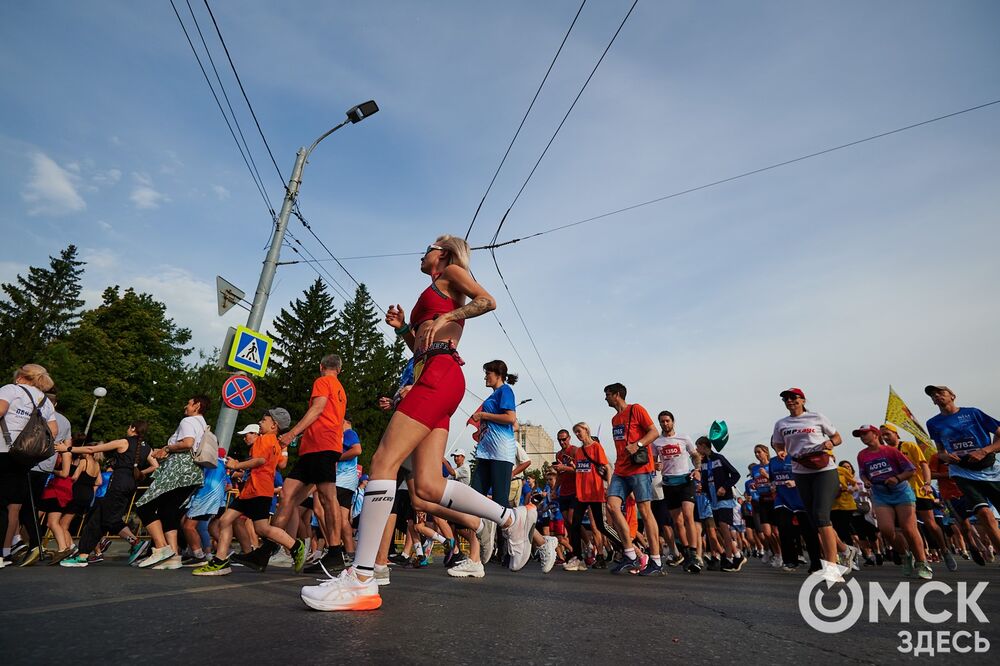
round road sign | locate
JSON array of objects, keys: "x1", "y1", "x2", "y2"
[{"x1": 222, "y1": 375, "x2": 256, "y2": 410}]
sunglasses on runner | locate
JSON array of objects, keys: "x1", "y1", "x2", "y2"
[{"x1": 424, "y1": 244, "x2": 444, "y2": 257}]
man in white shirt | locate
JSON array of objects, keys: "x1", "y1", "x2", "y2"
[{"x1": 449, "y1": 449, "x2": 472, "y2": 485}]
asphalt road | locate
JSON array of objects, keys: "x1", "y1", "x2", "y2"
[{"x1": 2, "y1": 550, "x2": 998, "y2": 664}]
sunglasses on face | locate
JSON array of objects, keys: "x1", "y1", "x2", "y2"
[{"x1": 424, "y1": 244, "x2": 444, "y2": 257}]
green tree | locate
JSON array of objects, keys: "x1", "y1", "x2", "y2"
[
  {"x1": 0, "y1": 244, "x2": 85, "y2": 372},
  {"x1": 332, "y1": 284, "x2": 406, "y2": 469},
  {"x1": 260, "y1": 278, "x2": 338, "y2": 422},
  {"x1": 38, "y1": 286, "x2": 193, "y2": 445}
]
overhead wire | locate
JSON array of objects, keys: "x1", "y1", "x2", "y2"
[
  {"x1": 464, "y1": 0, "x2": 588, "y2": 241},
  {"x1": 483, "y1": 0, "x2": 640, "y2": 426}
]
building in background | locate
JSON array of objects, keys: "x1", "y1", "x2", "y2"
[{"x1": 517, "y1": 422, "x2": 554, "y2": 470}]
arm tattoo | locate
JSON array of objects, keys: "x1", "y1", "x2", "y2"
[{"x1": 444, "y1": 296, "x2": 494, "y2": 322}]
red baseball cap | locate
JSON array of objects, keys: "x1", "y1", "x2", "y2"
[
  {"x1": 779, "y1": 387, "x2": 805, "y2": 400},
  {"x1": 852, "y1": 424, "x2": 880, "y2": 437}
]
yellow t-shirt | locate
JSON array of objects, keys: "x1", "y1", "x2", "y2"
[
  {"x1": 832, "y1": 466, "x2": 857, "y2": 511},
  {"x1": 897, "y1": 440, "x2": 930, "y2": 499}
]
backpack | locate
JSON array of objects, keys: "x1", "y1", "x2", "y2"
[
  {"x1": 1, "y1": 386, "x2": 55, "y2": 466},
  {"x1": 190, "y1": 424, "x2": 219, "y2": 469}
]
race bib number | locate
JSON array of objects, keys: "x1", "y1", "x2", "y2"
[
  {"x1": 950, "y1": 438, "x2": 978, "y2": 453},
  {"x1": 613, "y1": 424, "x2": 626, "y2": 442}
]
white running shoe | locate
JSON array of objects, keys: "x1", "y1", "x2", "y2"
[
  {"x1": 762, "y1": 551, "x2": 772, "y2": 564},
  {"x1": 539, "y1": 536, "x2": 558, "y2": 574},
  {"x1": 300, "y1": 567, "x2": 382, "y2": 612},
  {"x1": 840, "y1": 545, "x2": 860, "y2": 574},
  {"x1": 269, "y1": 549, "x2": 294, "y2": 567},
  {"x1": 477, "y1": 519, "x2": 496, "y2": 564},
  {"x1": 503, "y1": 505, "x2": 536, "y2": 572},
  {"x1": 153, "y1": 555, "x2": 183, "y2": 570},
  {"x1": 562, "y1": 557, "x2": 587, "y2": 572},
  {"x1": 770, "y1": 555, "x2": 784, "y2": 569},
  {"x1": 374, "y1": 564, "x2": 391, "y2": 587},
  {"x1": 137, "y1": 546, "x2": 175, "y2": 569},
  {"x1": 447, "y1": 558, "x2": 486, "y2": 578}
]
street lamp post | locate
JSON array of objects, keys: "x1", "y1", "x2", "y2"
[
  {"x1": 83, "y1": 386, "x2": 107, "y2": 439},
  {"x1": 214, "y1": 101, "x2": 380, "y2": 451}
]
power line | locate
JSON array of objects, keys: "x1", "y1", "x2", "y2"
[
  {"x1": 168, "y1": 0, "x2": 277, "y2": 221},
  {"x1": 202, "y1": 0, "x2": 286, "y2": 184},
  {"x1": 479, "y1": 97, "x2": 1000, "y2": 249},
  {"x1": 490, "y1": 0, "x2": 638, "y2": 246},
  {"x1": 184, "y1": 0, "x2": 274, "y2": 218},
  {"x1": 464, "y1": 0, "x2": 588, "y2": 241},
  {"x1": 489, "y1": 310, "x2": 562, "y2": 426},
  {"x1": 490, "y1": 250, "x2": 573, "y2": 424}
]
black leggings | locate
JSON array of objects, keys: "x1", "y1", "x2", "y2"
[
  {"x1": 830, "y1": 509, "x2": 855, "y2": 544},
  {"x1": 135, "y1": 486, "x2": 197, "y2": 533},
  {"x1": 21, "y1": 471, "x2": 49, "y2": 548},
  {"x1": 794, "y1": 469, "x2": 839, "y2": 528},
  {"x1": 776, "y1": 506, "x2": 821, "y2": 568},
  {"x1": 79, "y1": 488, "x2": 134, "y2": 553},
  {"x1": 570, "y1": 501, "x2": 623, "y2": 556}
]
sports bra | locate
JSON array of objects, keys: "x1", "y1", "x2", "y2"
[{"x1": 410, "y1": 275, "x2": 464, "y2": 329}]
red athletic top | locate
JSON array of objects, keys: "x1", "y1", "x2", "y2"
[{"x1": 410, "y1": 276, "x2": 464, "y2": 329}]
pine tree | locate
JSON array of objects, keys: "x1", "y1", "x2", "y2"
[
  {"x1": 261, "y1": 278, "x2": 338, "y2": 421},
  {"x1": 0, "y1": 245, "x2": 85, "y2": 372},
  {"x1": 37, "y1": 286, "x2": 193, "y2": 445},
  {"x1": 332, "y1": 284, "x2": 405, "y2": 468}
]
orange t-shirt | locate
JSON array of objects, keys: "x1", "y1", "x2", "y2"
[
  {"x1": 241, "y1": 433, "x2": 281, "y2": 499},
  {"x1": 611, "y1": 404, "x2": 656, "y2": 476},
  {"x1": 573, "y1": 443, "x2": 609, "y2": 502},
  {"x1": 928, "y1": 456, "x2": 962, "y2": 502},
  {"x1": 299, "y1": 374, "x2": 347, "y2": 455}
]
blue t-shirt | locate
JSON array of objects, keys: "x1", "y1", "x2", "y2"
[
  {"x1": 927, "y1": 407, "x2": 1000, "y2": 482},
  {"x1": 476, "y1": 384, "x2": 517, "y2": 462},
  {"x1": 769, "y1": 456, "x2": 805, "y2": 512},
  {"x1": 336, "y1": 428, "x2": 362, "y2": 491},
  {"x1": 744, "y1": 478, "x2": 759, "y2": 502}
]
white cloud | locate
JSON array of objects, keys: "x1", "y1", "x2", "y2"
[
  {"x1": 132, "y1": 266, "x2": 232, "y2": 353},
  {"x1": 96, "y1": 220, "x2": 114, "y2": 232},
  {"x1": 21, "y1": 151, "x2": 86, "y2": 215},
  {"x1": 92, "y1": 168, "x2": 122, "y2": 187},
  {"x1": 81, "y1": 247, "x2": 119, "y2": 271},
  {"x1": 211, "y1": 184, "x2": 230, "y2": 200},
  {"x1": 130, "y1": 171, "x2": 168, "y2": 209}
]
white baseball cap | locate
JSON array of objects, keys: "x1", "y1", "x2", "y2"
[
  {"x1": 451, "y1": 448, "x2": 467, "y2": 458},
  {"x1": 236, "y1": 423, "x2": 260, "y2": 435}
]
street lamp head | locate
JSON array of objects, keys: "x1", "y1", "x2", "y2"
[
  {"x1": 346, "y1": 100, "x2": 379, "y2": 124},
  {"x1": 93, "y1": 387, "x2": 107, "y2": 398}
]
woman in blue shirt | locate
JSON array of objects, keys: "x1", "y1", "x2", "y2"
[{"x1": 470, "y1": 360, "x2": 519, "y2": 508}]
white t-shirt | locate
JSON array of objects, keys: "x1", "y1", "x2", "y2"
[
  {"x1": 653, "y1": 434, "x2": 697, "y2": 479},
  {"x1": 33, "y1": 412, "x2": 71, "y2": 472},
  {"x1": 515, "y1": 443, "x2": 530, "y2": 466},
  {"x1": 0, "y1": 383, "x2": 56, "y2": 454},
  {"x1": 169, "y1": 415, "x2": 207, "y2": 448},
  {"x1": 771, "y1": 411, "x2": 838, "y2": 474},
  {"x1": 454, "y1": 462, "x2": 472, "y2": 485}
]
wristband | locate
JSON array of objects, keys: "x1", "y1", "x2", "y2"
[{"x1": 394, "y1": 323, "x2": 411, "y2": 336}]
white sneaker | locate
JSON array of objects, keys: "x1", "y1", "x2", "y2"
[
  {"x1": 539, "y1": 536, "x2": 558, "y2": 574},
  {"x1": 477, "y1": 519, "x2": 496, "y2": 564},
  {"x1": 447, "y1": 558, "x2": 486, "y2": 578},
  {"x1": 269, "y1": 549, "x2": 294, "y2": 567},
  {"x1": 842, "y1": 545, "x2": 861, "y2": 573},
  {"x1": 762, "y1": 551, "x2": 771, "y2": 564},
  {"x1": 0, "y1": 558, "x2": 10, "y2": 569},
  {"x1": 770, "y1": 555, "x2": 784, "y2": 569},
  {"x1": 562, "y1": 557, "x2": 587, "y2": 572},
  {"x1": 374, "y1": 564, "x2": 391, "y2": 587},
  {"x1": 138, "y1": 546, "x2": 175, "y2": 569},
  {"x1": 153, "y1": 555, "x2": 183, "y2": 570},
  {"x1": 503, "y1": 505, "x2": 536, "y2": 572},
  {"x1": 300, "y1": 567, "x2": 382, "y2": 611}
]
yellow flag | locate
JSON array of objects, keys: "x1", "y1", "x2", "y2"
[{"x1": 885, "y1": 386, "x2": 934, "y2": 449}]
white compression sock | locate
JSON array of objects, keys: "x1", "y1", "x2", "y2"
[
  {"x1": 431, "y1": 533, "x2": 446, "y2": 544},
  {"x1": 439, "y1": 479, "x2": 511, "y2": 525},
  {"x1": 353, "y1": 479, "x2": 397, "y2": 572}
]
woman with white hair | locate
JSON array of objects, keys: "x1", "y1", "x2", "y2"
[{"x1": 0, "y1": 364, "x2": 57, "y2": 565}]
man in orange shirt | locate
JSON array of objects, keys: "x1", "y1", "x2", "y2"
[
  {"x1": 195, "y1": 408, "x2": 305, "y2": 576},
  {"x1": 273, "y1": 353, "x2": 349, "y2": 573},
  {"x1": 604, "y1": 382, "x2": 661, "y2": 575}
]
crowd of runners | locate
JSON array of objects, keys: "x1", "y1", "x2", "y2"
[{"x1": 2, "y1": 235, "x2": 999, "y2": 616}]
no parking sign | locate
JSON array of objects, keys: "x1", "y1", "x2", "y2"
[{"x1": 222, "y1": 375, "x2": 256, "y2": 410}]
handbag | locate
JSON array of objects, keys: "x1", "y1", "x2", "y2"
[
  {"x1": 793, "y1": 449, "x2": 831, "y2": 470},
  {"x1": 1, "y1": 386, "x2": 55, "y2": 466},
  {"x1": 580, "y1": 445, "x2": 608, "y2": 478},
  {"x1": 624, "y1": 406, "x2": 650, "y2": 466},
  {"x1": 190, "y1": 424, "x2": 219, "y2": 469}
]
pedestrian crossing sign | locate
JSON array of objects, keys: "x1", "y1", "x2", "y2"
[{"x1": 226, "y1": 325, "x2": 273, "y2": 377}]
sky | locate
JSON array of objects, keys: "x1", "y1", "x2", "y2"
[{"x1": 1, "y1": 1, "x2": 999, "y2": 476}]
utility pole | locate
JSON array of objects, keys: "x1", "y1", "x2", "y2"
[
  {"x1": 213, "y1": 100, "x2": 379, "y2": 451},
  {"x1": 214, "y1": 148, "x2": 307, "y2": 450}
]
